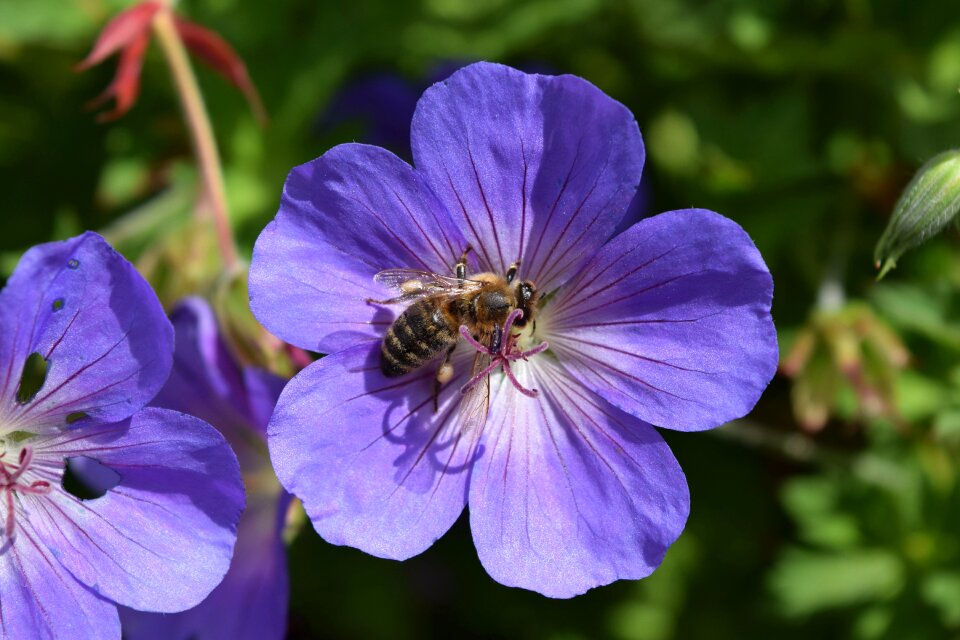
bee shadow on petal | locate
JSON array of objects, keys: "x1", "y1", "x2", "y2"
[{"x1": 357, "y1": 344, "x2": 485, "y2": 497}]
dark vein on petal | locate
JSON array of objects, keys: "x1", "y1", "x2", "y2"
[
  {"x1": 536, "y1": 181, "x2": 629, "y2": 288},
  {"x1": 26, "y1": 365, "x2": 145, "y2": 424},
  {"x1": 34, "y1": 498, "x2": 149, "y2": 579},
  {"x1": 0, "y1": 313, "x2": 23, "y2": 402},
  {"x1": 390, "y1": 400, "x2": 459, "y2": 495},
  {"x1": 531, "y1": 157, "x2": 607, "y2": 286},
  {"x1": 551, "y1": 376, "x2": 649, "y2": 469},
  {"x1": 342, "y1": 193, "x2": 433, "y2": 271},
  {"x1": 11, "y1": 526, "x2": 58, "y2": 631},
  {"x1": 539, "y1": 396, "x2": 591, "y2": 539},
  {"x1": 518, "y1": 136, "x2": 529, "y2": 265},
  {"x1": 16, "y1": 328, "x2": 134, "y2": 419},
  {"x1": 555, "y1": 311, "x2": 724, "y2": 329},
  {"x1": 547, "y1": 372, "x2": 636, "y2": 500},
  {"x1": 551, "y1": 245, "x2": 676, "y2": 319},
  {"x1": 524, "y1": 138, "x2": 582, "y2": 279},
  {"x1": 554, "y1": 335, "x2": 714, "y2": 374},
  {"x1": 417, "y1": 181, "x2": 459, "y2": 262},
  {"x1": 467, "y1": 147, "x2": 505, "y2": 273},
  {"x1": 444, "y1": 169, "x2": 495, "y2": 271},
  {"x1": 553, "y1": 340, "x2": 708, "y2": 407},
  {"x1": 313, "y1": 371, "x2": 434, "y2": 424},
  {"x1": 42, "y1": 307, "x2": 82, "y2": 360},
  {"x1": 44, "y1": 495, "x2": 168, "y2": 561},
  {"x1": 560, "y1": 269, "x2": 710, "y2": 323},
  {"x1": 390, "y1": 186, "x2": 449, "y2": 269},
  {"x1": 109, "y1": 488, "x2": 182, "y2": 519}
]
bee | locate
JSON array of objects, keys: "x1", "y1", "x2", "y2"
[{"x1": 368, "y1": 248, "x2": 539, "y2": 417}]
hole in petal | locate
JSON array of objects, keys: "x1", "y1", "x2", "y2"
[
  {"x1": 62, "y1": 456, "x2": 121, "y2": 500},
  {"x1": 5, "y1": 431, "x2": 35, "y2": 444},
  {"x1": 67, "y1": 258, "x2": 79, "y2": 269},
  {"x1": 52, "y1": 298, "x2": 64, "y2": 312},
  {"x1": 65, "y1": 412, "x2": 88, "y2": 425},
  {"x1": 15, "y1": 353, "x2": 47, "y2": 404}
]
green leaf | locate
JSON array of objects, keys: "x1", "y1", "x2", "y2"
[
  {"x1": 875, "y1": 149, "x2": 960, "y2": 278},
  {"x1": 780, "y1": 477, "x2": 861, "y2": 550},
  {"x1": 922, "y1": 572, "x2": 960, "y2": 627},
  {"x1": 770, "y1": 549, "x2": 903, "y2": 617}
]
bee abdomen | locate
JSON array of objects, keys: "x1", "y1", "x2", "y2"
[{"x1": 380, "y1": 301, "x2": 456, "y2": 377}]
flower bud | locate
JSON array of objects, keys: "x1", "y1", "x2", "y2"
[{"x1": 875, "y1": 149, "x2": 960, "y2": 278}]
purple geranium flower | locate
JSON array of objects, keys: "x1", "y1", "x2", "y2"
[
  {"x1": 0, "y1": 232, "x2": 244, "y2": 636},
  {"x1": 250, "y1": 62, "x2": 777, "y2": 597},
  {"x1": 120, "y1": 297, "x2": 290, "y2": 640}
]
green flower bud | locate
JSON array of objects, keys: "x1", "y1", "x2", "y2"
[{"x1": 875, "y1": 149, "x2": 960, "y2": 279}]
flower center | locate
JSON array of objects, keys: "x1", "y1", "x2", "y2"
[
  {"x1": 459, "y1": 308, "x2": 549, "y2": 398},
  {"x1": 0, "y1": 446, "x2": 52, "y2": 539}
]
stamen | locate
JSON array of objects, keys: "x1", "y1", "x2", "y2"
[
  {"x1": 0, "y1": 446, "x2": 52, "y2": 539},
  {"x1": 458, "y1": 309, "x2": 549, "y2": 398}
]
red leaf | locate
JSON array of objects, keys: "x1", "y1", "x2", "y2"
[
  {"x1": 174, "y1": 16, "x2": 268, "y2": 125},
  {"x1": 76, "y1": 1, "x2": 161, "y2": 70},
  {"x1": 87, "y1": 31, "x2": 152, "y2": 122}
]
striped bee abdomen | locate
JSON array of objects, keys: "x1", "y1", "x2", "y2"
[{"x1": 380, "y1": 299, "x2": 457, "y2": 377}]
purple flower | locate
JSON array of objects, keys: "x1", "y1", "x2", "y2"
[
  {"x1": 120, "y1": 298, "x2": 289, "y2": 640},
  {"x1": 250, "y1": 62, "x2": 777, "y2": 597},
  {"x1": 0, "y1": 232, "x2": 244, "y2": 635}
]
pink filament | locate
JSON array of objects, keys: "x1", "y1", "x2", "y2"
[
  {"x1": 459, "y1": 309, "x2": 549, "y2": 397},
  {"x1": 0, "y1": 447, "x2": 52, "y2": 538}
]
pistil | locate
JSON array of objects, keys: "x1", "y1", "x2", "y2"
[
  {"x1": 460, "y1": 309, "x2": 549, "y2": 397},
  {"x1": 0, "y1": 447, "x2": 52, "y2": 538}
]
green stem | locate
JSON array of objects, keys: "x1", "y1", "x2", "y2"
[{"x1": 152, "y1": 7, "x2": 239, "y2": 271}]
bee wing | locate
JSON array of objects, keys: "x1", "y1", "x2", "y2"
[
  {"x1": 374, "y1": 268, "x2": 484, "y2": 299},
  {"x1": 457, "y1": 350, "x2": 492, "y2": 435}
]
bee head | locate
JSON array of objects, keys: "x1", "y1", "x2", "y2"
[{"x1": 512, "y1": 280, "x2": 538, "y2": 328}]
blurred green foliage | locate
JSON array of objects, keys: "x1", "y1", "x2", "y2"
[{"x1": 4, "y1": 0, "x2": 960, "y2": 638}]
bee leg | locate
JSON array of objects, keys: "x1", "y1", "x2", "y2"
[
  {"x1": 433, "y1": 345, "x2": 456, "y2": 413},
  {"x1": 365, "y1": 294, "x2": 412, "y2": 305},
  {"x1": 455, "y1": 245, "x2": 473, "y2": 285},
  {"x1": 490, "y1": 323, "x2": 503, "y2": 355},
  {"x1": 505, "y1": 261, "x2": 521, "y2": 284}
]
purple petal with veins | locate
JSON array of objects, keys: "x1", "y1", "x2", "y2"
[
  {"x1": 120, "y1": 297, "x2": 290, "y2": 640},
  {"x1": 0, "y1": 234, "x2": 243, "y2": 638}
]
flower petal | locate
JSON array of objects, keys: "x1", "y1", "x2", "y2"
[
  {"x1": 268, "y1": 343, "x2": 482, "y2": 560},
  {"x1": 25, "y1": 408, "x2": 243, "y2": 613},
  {"x1": 152, "y1": 298, "x2": 281, "y2": 444},
  {"x1": 411, "y1": 62, "x2": 644, "y2": 289},
  {"x1": 546, "y1": 208, "x2": 777, "y2": 431},
  {"x1": 0, "y1": 232, "x2": 172, "y2": 431},
  {"x1": 249, "y1": 144, "x2": 466, "y2": 354},
  {"x1": 119, "y1": 491, "x2": 291, "y2": 640},
  {"x1": 0, "y1": 525, "x2": 119, "y2": 639},
  {"x1": 469, "y1": 358, "x2": 689, "y2": 597}
]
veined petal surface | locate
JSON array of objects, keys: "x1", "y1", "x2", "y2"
[
  {"x1": 546, "y1": 209, "x2": 777, "y2": 431},
  {"x1": 268, "y1": 343, "x2": 483, "y2": 560},
  {"x1": 0, "y1": 232, "x2": 172, "y2": 431},
  {"x1": 25, "y1": 409, "x2": 243, "y2": 613},
  {"x1": 469, "y1": 358, "x2": 689, "y2": 597},
  {"x1": 411, "y1": 62, "x2": 644, "y2": 290},
  {"x1": 0, "y1": 525, "x2": 119, "y2": 640},
  {"x1": 250, "y1": 144, "x2": 467, "y2": 354}
]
